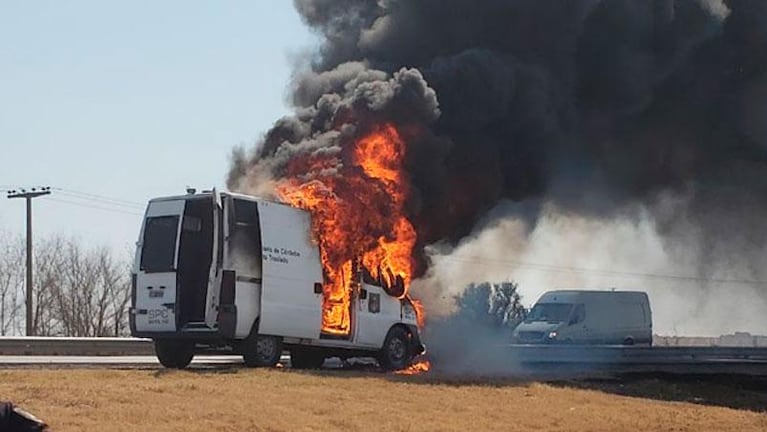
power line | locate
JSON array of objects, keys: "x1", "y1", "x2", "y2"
[
  {"x1": 53, "y1": 190, "x2": 144, "y2": 210},
  {"x1": 12, "y1": 186, "x2": 767, "y2": 287},
  {"x1": 46, "y1": 197, "x2": 144, "y2": 216},
  {"x1": 50, "y1": 187, "x2": 144, "y2": 208},
  {"x1": 435, "y1": 254, "x2": 767, "y2": 286}
]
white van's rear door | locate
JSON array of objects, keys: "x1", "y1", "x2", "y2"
[
  {"x1": 134, "y1": 199, "x2": 185, "y2": 333},
  {"x1": 204, "y1": 191, "x2": 222, "y2": 328},
  {"x1": 257, "y1": 201, "x2": 323, "y2": 339}
]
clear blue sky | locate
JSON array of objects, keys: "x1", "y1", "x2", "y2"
[{"x1": 0, "y1": 1, "x2": 316, "y2": 257}]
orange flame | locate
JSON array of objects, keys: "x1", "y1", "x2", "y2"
[
  {"x1": 410, "y1": 298, "x2": 426, "y2": 329},
  {"x1": 394, "y1": 360, "x2": 431, "y2": 375},
  {"x1": 276, "y1": 124, "x2": 419, "y2": 336}
]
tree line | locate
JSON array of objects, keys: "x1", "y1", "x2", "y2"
[
  {"x1": 0, "y1": 232, "x2": 131, "y2": 337},
  {"x1": 453, "y1": 281, "x2": 528, "y2": 329}
]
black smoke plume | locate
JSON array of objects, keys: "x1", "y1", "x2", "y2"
[{"x1": 228, "y1": 0, "x2": 767, "y2": 280}]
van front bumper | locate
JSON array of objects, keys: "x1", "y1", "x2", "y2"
[{"x1": 406, "y1": 324, "x2": 426, "y2": 356}]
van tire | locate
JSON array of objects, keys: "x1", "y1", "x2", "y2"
[
  {"x1": 242, "y1": 334, "x2": 282, "y2": 367},
  {"x1": 154, "y1": 339, "x2": 194, "y2": 369},
  {"x1": 290, "y1": 348, "x2": 325, "y2": 369},
  {"x1": 379, "y1": 326, "x2": 412, "y2": 371}
]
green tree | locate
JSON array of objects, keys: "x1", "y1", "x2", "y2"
[{"x1": 454, "y1": 281, "x2": 526, "y2": 329}]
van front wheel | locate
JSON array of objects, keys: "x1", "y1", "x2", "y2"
[
  {"x1": 379, "y1": 327, "x2": 412, "y2": 371},
  {"x1": 243, "y1": 334, "x2": 283, "y2": 367},
  {"x1": 154, "y1": 339, "x2": 194, "y2": 369}
]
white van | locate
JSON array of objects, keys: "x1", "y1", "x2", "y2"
[
  {"x1": 129, "y1": 190, "x2": 424, "y2": 370},
  {"x1": 511, "y1": 290, "x2": 652, "y2": 345}
]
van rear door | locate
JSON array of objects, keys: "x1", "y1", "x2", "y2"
[
  {"x1": 134, "y1": 199, "x2": 185, "y2": 333},
  {"x1": 204, "y1": 191, "x2": 222, "y2": 328},
  {"x1": 256, "y1": 201, "x2": 323, "y2": 339}
]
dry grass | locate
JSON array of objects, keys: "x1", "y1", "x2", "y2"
[{"x1": 0, "y1": 368, "x2": 765, "y2": 431}]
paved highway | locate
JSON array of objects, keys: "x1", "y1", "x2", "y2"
[
  {"x1": 0, "y1": 355, "x2": 372, "y2": 370},
  {"x1": 2, "y1": 338, "x2": 767, "y2": 375},
  {"x1": 2, "y1": 352, "x2": 766, "y2": 376},
  {"x1": 0, "y1": 355, "x2": 251, "y2": 367}
]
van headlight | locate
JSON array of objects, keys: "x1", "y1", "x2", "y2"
[{"x1": 547, "y1": 331, "x2": 558, "y2": 339}]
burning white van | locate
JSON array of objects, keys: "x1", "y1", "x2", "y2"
[
  {"x1": 511, "y1": 290, "x2": 652, "y2": 345},
  {"x1": 129, "y1": 190, "x2": 424, "y2": 370}
]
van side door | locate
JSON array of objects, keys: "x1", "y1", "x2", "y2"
[
  {"x1": 353, "y1": 285, "x2": 394, "y2": 348},
  {"x1": 257, "y1": 202, "x2": 323, "y2": 339},
  {"x1": 568, "y1": 303, "x2": 591, "y2": 343}
]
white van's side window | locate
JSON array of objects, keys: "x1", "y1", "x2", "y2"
[
  {"x1": 623, "y1": 303, "x2": 645, "y2": 324},
  {"x1": 571, "y1": 304, "x2": 585, "y2": 324},
  {"x1": 230, "y1": 199, "x2": 262, "y2": 277}
]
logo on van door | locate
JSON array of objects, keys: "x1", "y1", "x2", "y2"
[{"x1": 148, "y1": 309, "x2": 171, "y2": 325}]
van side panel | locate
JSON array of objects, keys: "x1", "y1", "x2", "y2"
[
  {"x1": 235, "y1": 281, "x2": 262, "y2": 338},
  {"x1": 256, "y1": 201, "x2": 323, "y2": 339},
  {"x1": 527, "y1": 290, "x2": 652, "y2": 345}
]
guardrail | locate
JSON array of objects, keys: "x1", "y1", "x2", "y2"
[
  {"x1": 0, "y1": 337, "x2": 154, "y2": 356},
  {"x1": 506, "y1": 344, "x2": 767, "y2": 364},
  {"x1": 4, "y1": 338, "x2": 767, "y2": 368}
]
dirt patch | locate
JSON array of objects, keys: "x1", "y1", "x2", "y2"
[
  {"x1": 0, "y1": 369, "x2": 765, "y2": 431},
  {"x1": 553, "y1": 372, "x2": 767, "y2": 412}
]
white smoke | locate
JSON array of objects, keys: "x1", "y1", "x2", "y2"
[{"x1": 414, "y1": 196, "x2": 767, "y2": 337}]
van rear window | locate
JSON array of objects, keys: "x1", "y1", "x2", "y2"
[{"x1": 141, "y1": 216, "x2": 179, "y2": 273}]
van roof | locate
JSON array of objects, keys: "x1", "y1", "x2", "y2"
[
  {"x1": 546, "y1": 289, "x2": 648, "y2": 295},
  {"x1": 148, "y1": 191, "x2": 300, "y2": 211},
  {"x1": 537, "y1": 290, "x2": 648, "y2": 303}
]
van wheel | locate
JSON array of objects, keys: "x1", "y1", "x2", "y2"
[
  {"x1": 290, "y1": 348, "x2": 325, "y2": 369},
  {"x1": 243, "y1": 334, "x2": 282, "y2": 367},
  {"x1": 623, "y1": 337, "x2": 635, "y2": 346},
  {"x1": 379, "y1": 327, "x2": 412, "y2": 371},
  {"x1": 154, "y1": 339, "x2": 194, "y2": 369}
]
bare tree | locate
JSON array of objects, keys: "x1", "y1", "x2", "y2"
[
  {"x1": 0, "y1": 233, "x2": 132, "y2": 337},
  {"x1": 90, "y1": 246, "x2": 130, "y2": 336},
  {"x1": 0, "y1": 233, "x2": 24, "y2": 335},
  {"x1": 33, "y1": 236, "x2": 65, "y2": 336},
  {"x1": 47, "y1": 238, "x2": 131, "y2": 337},
  {"x1": 108, "y1": 259, "x2": 132, "y2": 336}
]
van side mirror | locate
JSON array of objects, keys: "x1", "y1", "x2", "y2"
[
  {"x1": 360, "y1": 288, "x2": 368, "y2": 300},
  {"x1": 313, "y1": 283, "x2": 323, "y2": 294}
]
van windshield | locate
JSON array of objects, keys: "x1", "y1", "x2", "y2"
[{"x1": 526, "y1": 303, "x2": 573, "y2": 323}]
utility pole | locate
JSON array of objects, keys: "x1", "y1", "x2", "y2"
[{"x1": 6, "y1": 187, "x2": 51, "y2": 336}]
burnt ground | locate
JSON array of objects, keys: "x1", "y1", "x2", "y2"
[
  {"x1": 551, "y1": 373, "x2": 767, "y2": 412},
  {"x1": 312, "y1": 360, "x2": 767, "y2": 412}
]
